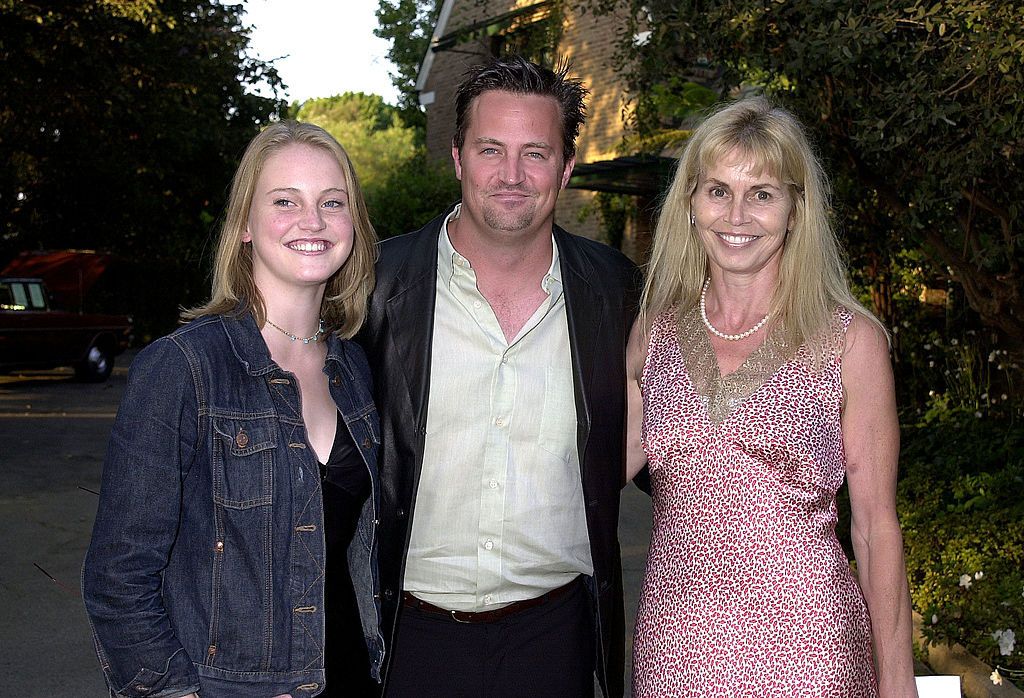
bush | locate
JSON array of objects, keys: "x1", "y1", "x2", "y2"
[
  {"x1": 365, "y1": 151, "x2": 460, "y2": 240},
  {"x1": 898, "y1": 405, "x2": 1024, "y2": 669}
]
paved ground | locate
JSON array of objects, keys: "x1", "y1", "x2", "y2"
[{"x1": 0, "y1": 352, "x2": 653, "y2": 697}]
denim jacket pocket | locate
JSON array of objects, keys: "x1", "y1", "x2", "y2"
[{"x1": 212, "y1": 417, "x2": 277, "y2": 509}]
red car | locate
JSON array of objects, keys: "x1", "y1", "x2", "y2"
[{"x1": 0, "y1": 276, "x2": 132, "y2": 381}]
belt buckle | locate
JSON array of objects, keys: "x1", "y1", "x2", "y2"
[{"x1": 450, "y1": 609, "x2": 474, "y2": 624}]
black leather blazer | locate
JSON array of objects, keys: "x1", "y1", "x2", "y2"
[{"x1": 358, "y1": 206, "x2": 641, "y2": 697}]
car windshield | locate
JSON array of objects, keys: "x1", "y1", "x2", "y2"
[{"x1": 0, "y1": 281, "x2": 47, "y2": 311}]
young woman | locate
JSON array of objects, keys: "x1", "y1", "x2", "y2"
[{"x1": 84, "y1": 121, "x2": 382, "y2": 698}]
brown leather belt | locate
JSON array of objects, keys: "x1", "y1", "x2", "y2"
[{"x1": 401, "y1": 577, "x2": 579, "y2": 624}]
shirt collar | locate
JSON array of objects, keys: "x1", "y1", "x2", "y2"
[{"x1": 437, "y1": 202, "x2": 563, "y2": 298}]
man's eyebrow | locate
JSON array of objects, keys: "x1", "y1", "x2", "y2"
[{"x1": 473, "y1": 137, "x2": 554, "y2": 150}]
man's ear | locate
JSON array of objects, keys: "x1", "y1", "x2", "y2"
[
  {"x1": 452, "y1": 143, "x2": 463, "y2": 181},
  {"x1": 560, "y1": 154, "x2": 576, "y2": 190}
]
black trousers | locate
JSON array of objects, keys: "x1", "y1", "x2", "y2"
[{"x1": 384, "y1": 579, "x2": 595, "y2": 698}]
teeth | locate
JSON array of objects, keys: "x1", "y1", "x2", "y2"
[
  {"x1": 288, "y1": 241, "x2": 328, "y2": 252},
  {"x1": 720, "y1": 233, "x2": 757, "y2": 244}
]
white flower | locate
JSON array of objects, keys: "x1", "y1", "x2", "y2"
[
  {"x1": 982, "y1": 393, "x2": 989, "y2": 400},
  {"x1": 932, "y1": 614, "x2": 939, "y2": 624},
  {"x1": 976, "y1": 571, "x2": 985, "y2": 580},
  {"x1": 989, "y1": 350, "x2": 998, "y2": 362},
  {"x1": 960, "y1": 574, "x2": 973, "y2": 588},
  {"x1": 925, "y1": 343, "x2": 933, "y2": 350},
  {"x1": 975, "y1": 411, "x2": 983, "y2": 418},
  {"x1": 929, "y1": 360, "x2": 935, "y2": 368},
  {"x1": 951, "y1": 338, "x2": 959, "y2": 345},
  {"x1": 992, "y1": 669, "x2": 1003, "y2": 685},
  {"x1": 993, "y1": 629, "x2": 1016, "y2": 656},
  {"x1": 1002, "y1": 394, "x2": 1009, "y2": 401}
]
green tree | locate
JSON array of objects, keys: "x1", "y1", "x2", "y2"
[
  {"x1": 293, "y1": 93, "x2": 418, "y2": 194},
  {"x1": 292, "y1": 92, "x2": 458, "y2": 238},
  {"x1": 584, "y1": 0, "x2": 1024, "y2": 344},
  {"x1": 374, "y1": 0, "x2": 444, "y2": 128},
  {"x1": 0, "y1": 0, "x2": 285, "y2": 331}
]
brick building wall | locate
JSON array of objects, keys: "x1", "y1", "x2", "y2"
[{"x1": 418, "y1": 1, "x2": 634, "y2": 246}]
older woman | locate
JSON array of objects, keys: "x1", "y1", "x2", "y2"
[
  {"x1": 626, "y1": 97, "x2": 918, "y2": 697},
  {"x1": 84, "y1": 121, "x2": 381, "y2": 698}
]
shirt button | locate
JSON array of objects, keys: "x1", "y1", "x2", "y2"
[
  {"x1": 501, "y1": 356, "x2": 508, "y2": 364},
  {"x1": 483, "y1": 594, "x2": 493, "y2": 604},
  {"x1": 473, "y1": 300, "x2": 482, "y2": 309},
  {"x1": 494, "y1": 417, "x2": 504, "y2": 427},
  {"x1": 483, "y1": 540, "x2": 494, "y2": 550},
  {"x1": 489, "y1": 480, "x2": 498, "y2": 489}
]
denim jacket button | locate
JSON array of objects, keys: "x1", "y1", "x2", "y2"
[
  {"x1": 215, "y1": 541, "x2": 224, "y2": 552},
  {"x1": 362, "y1": 438, "x2": 372, "y2": 450},
  {"x1": 332, "y1": 376, "x2": 341, "y2": 386},
  {"x1": 234, "y1": 429, "x2": 249, "y2": 449}
]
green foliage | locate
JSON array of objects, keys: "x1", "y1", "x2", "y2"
[
  {"x1": 364, "y1": 151, "x2": 460, "y2": 240},
  {"x1": 374, "y1": 0, "x2": 444, "y2": 128},
  {"x1": 0, "y1": 0, "x2": 285, "y2": 334},
  {"x1": 898, "y1": 406, "x2": 1024, "y2": 668},
  {"x1": 646, "y1": 78, "x2": 719, "y2": 129},
  {"x1": 291, "y1": 92, "x2": 458, "y2": 239},
  {"x1": 582, "y1": 0, "x2": 1024, "y2": 343},
  {"x1": 293, "y1": 93, "x2": 418, "y2": 194},
  {"x1": 578, "y1": 192, "x2": 632, "y2": 249}
]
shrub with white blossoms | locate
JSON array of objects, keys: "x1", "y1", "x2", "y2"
[
  {"x1": 897, "y1": 408, "x2": 1024, "y2": 670},
  {"x1": 993, "y1": 629, "x2": 1016, "y2": 656}
]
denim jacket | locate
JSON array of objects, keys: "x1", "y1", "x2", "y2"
[{"x1": 83, "y1": 311, "x2": 383, "y2": 698}]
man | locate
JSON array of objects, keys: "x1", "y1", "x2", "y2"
[{"x1": 359, "y1": 55, "x2": 640, "y2": 697}]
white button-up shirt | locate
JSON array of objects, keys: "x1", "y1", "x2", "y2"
[{"x1": 402, "y1": 206, "x2": 593, "y2": 611}]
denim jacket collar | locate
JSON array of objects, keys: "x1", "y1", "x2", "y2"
[{"x1": 220, "y1": 309, "x2": 347, "y2": 377}]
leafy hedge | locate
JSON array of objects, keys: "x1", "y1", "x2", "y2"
[{"x1": 898, "y1": 406, "x2": 1024, "y2": 669}]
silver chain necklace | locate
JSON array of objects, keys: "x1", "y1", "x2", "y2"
[
  {"x1": 264, "y1": 317, "x2": 325, "y2": 344},
  {"x1": 699, "y1": 279, "x2": 769, "y2": 341}
]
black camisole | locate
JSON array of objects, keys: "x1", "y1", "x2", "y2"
[{"x1": 318, "y1": 413, "x2": 377, "y2": 696}]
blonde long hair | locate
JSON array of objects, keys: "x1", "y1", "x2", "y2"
[
  {"x1": 642, "y1": 96, "x2": 884, "y2": 351},
  {"x1": 183, "y1": 120, "x2": 377, "y2": 339}
]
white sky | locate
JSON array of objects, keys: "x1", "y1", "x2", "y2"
[{"x1": 244, "y1": 0, "x2": 401, "y2": 106}]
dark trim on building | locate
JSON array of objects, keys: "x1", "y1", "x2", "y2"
[{"x1": 568, "y1": 155, "x2": 677, "y2": 196}]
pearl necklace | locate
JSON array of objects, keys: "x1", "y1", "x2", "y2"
[
  {"x1": 699, "y1": 279, "x2": 769, "y2": 341},
  {"x1": 265, "y1": 317, "x2": 325, "y2": 344}
]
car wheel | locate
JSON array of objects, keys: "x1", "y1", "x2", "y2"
[{"x1": 75, "y1": 343, "x2": 114, "y2": 382}]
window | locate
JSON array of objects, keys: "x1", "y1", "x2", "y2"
[
  {"x1": 490, "y1": 10, "x2": 560, "y2": 67},
  {"x1": 27, "y1": 282, "x2": 46, "y2": 309},
  {"x1": 433, "y1": 1, "x2": 561, "y2": 67}
]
